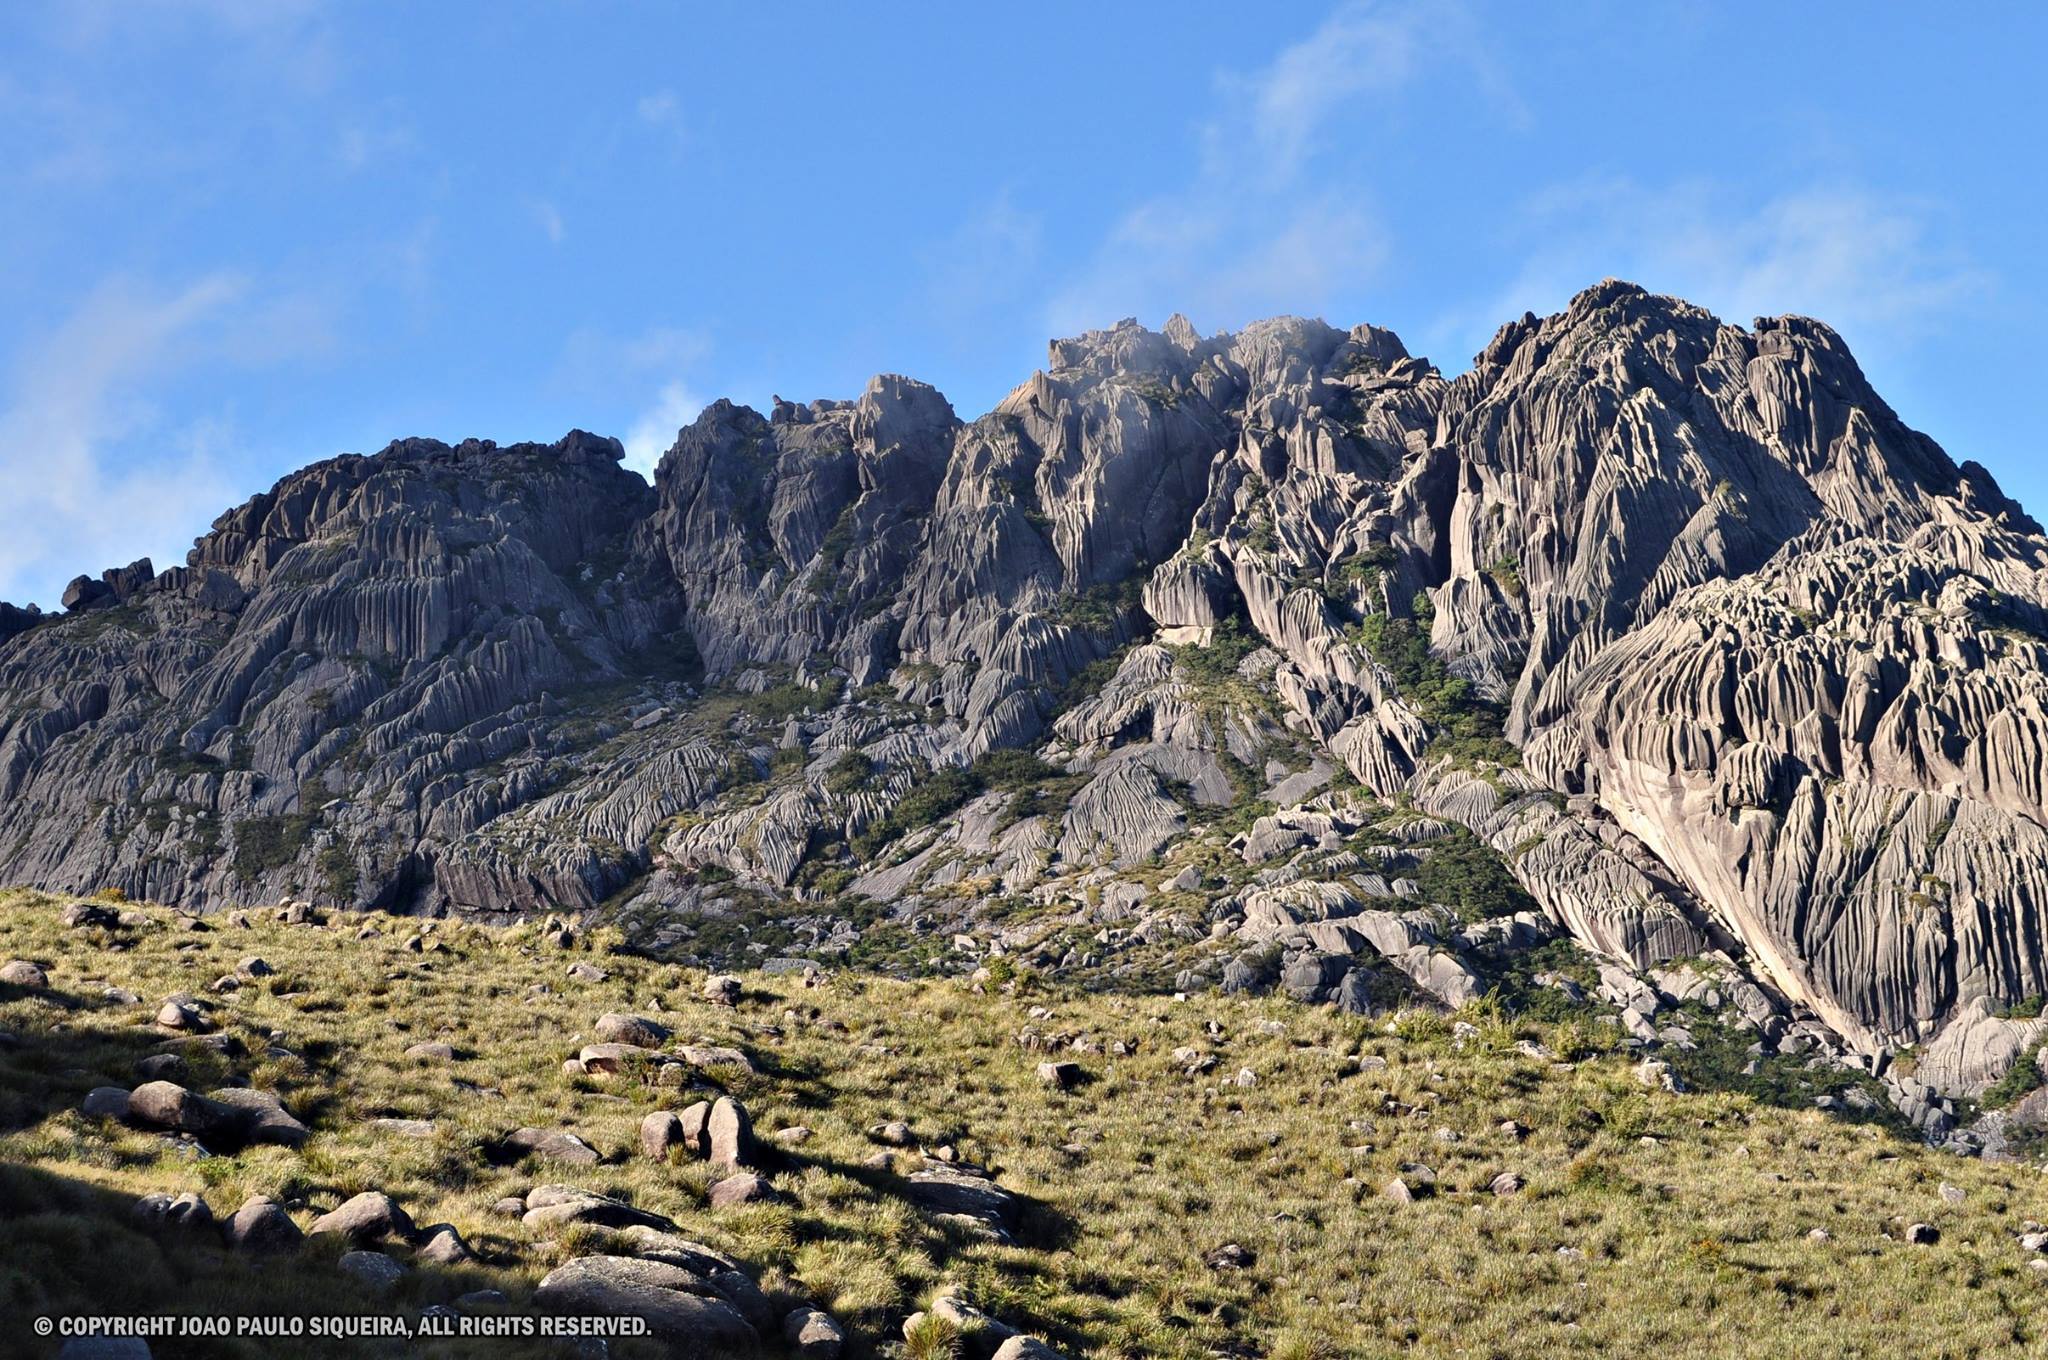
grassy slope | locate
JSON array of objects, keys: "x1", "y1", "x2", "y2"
[{"x1": 1, "y1": 887, "x2": 2045, "y2": 1359}]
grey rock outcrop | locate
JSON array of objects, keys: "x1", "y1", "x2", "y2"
[{"x1": 2, "y1": 280, "x2": 2045, "y2": 1072}]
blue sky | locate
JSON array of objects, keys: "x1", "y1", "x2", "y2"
[{"x1": 1, "y1": 2, "x2": 2041, "y2": 608}]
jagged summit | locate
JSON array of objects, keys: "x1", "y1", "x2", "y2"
[{"x1": 3, "y1": 281, "x2": 2046, "y2": 1121}]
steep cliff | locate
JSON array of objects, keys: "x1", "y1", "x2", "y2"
[{"x1": 3, "y1": 280, "x2": 2043, "y2": 1099}]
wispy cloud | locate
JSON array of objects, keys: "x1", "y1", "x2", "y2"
[
  {"x1": 1047, "y1": 0, "x2": 1511, "y2": 338},
  {"x1": 636, "y1": 89, "x2": 686, "y2": 151},
  {"x1": 530, "y1": 198, "x2": 566, "y2": 245},
  {"x1": 622, "y1": 381, "x2": 704, "y2": 480},
  {"x1": 1438, "y1": 178, "x2": 1992, "y2": 363},
  {"x1": 0, "y1": 274, "x2": 327, "y2": 607},
  {"x1": 555, "y1": 325, "x2": 712, "y2": 481}
]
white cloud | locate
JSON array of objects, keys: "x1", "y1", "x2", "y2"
[
  {"x1": 0, "y1": 276, "x2": 248, "y2": 606},
  {"x1": 636, "y1": 89, "x2": 686, "y2": 150},
  {"x1": 1440, "y1": 179, "x2": 1992, "y2": 363},
  {"x1": 553, "y1": 325, "x2": 712, "y2": 482},
  {"x1": 1047, "y1": 0, "x2": 1508, "y2": 338},
  {"x1": 531, "y1": 198, "x2": 565, "y2": 245},
  {"x1": 622, "y1": 381, "x2": 704, "y2": 481}
]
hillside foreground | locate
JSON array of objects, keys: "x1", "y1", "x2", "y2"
[{"x1": 3, "y1": 888, "x2": 2047, "y2": 1358}]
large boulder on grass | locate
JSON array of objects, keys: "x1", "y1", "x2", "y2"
[
  {"x1": 206, "y1": 1088, "x2": 310, "y2": 1147},
  {"x1": 533, "y1": 1255, "x2": 759, "y2": 1352},
  {"x1": 222, "y1": 1196, "x2": 302, "y2": 1253},
  {"x1": 309, "y1": 1191, "x2": 416, "y2": 1243},
  {"x1": 707, "y1": 1097, "x2": 753, "y2": 1169},
  {"x1": 127, "y1": 1081, "x2": 243, "y2": 1144},
  {"x1": 595, "y1": 1013, "x2": 671, "y2": 1048}
]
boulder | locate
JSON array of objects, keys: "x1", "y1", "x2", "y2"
[
  {"x1": 784, "y1": 1307, "x2": 845, "y2": 1359},
  {"x1": 206, "y1": 1088, "x2": 310, "y2": 1147},
  {"x1": 704, "y1": 974, "x2": 742, "y2": 1007},
  {"x1": 1036, "y1": 1061, "x2": 1082, "y2": 1090},
  {"x1": 415, "y1": 1224, "x2": 474, "y2": 1264},
  {"x1": 992, "y1": 1340, "x2": 1071, "y2": 1360},
  {"x1": 338, "y1": 1250, "x2": 406, "y2": 1293},
  {"x1": 903, "y1": 1167, "x2": 1017, "y2": 1228},
  {"x1": 642, "y1": 1111, "x2": 685, "y2": 1161},
  {"x1": 578, "y1": 1043, "x2": 648, "y2": 1074},
  {"x1": 595, "y1": 1013, "x2": 672, "y2": 1048},
  {"x1": 404, "y1": 1041, "x2": 456, "y2": 1063},
  {"x1": 126, "y1": 1081, "x2": 243, "y2": 1143},
  {"x1": 679, "y1": 1100, "x2": 714, "y2": 1156},
  {"x1": 222, "y1": 1196, "x2": 302, "y2": 1253},
  {"x1": 309, "y1": 1191, "x2": 415, "y2": 1243},
  {"x1": 707, "y1": 1173, "x2": 775, "y2": 1210},
  {"x1": 82, "y1": 1087, "x2": 131, "y2": 1120},
  {"x1": 707, "y1": 1096, "x2": 753, "y2": 1169},
  {"x1": 532, "y1": 1255, "x2": 759, "y2": 1352},
  {"x1": 0, "y1": 960, "x2": 48, "y2": 988},
  {"x1": 132, "y1": 1191, "x2": 213, "y2": 1231},
  {"x1": 522, "y1": 1185, "x2": 677, "y2": 1234},
  {"x1": 501, "y1": 1126, "x2": 601, "y2": 1166}
]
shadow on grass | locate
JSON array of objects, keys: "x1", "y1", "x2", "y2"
[{"x1": 0, "y1": 1161, "x2": 594, "y2": 1360}]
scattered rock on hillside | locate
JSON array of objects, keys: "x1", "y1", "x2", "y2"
[
  {"x1": 705, "y1": 974, "x2": 741, "y2": 1007},
  {"x1": 132, "y1": 1191, "x2": 213, "y2": 1231},
  {"x1": 61, "y1": 903, "x2": 120, "y2": 929},
  {"x1": 708, "y1": 1173, "x2": 776, "y2": 1210},
  {"x1": 415, "y1": 1224, "x2": 475, "y2": 1264},
  {"x1": 82, "y1": 1087, "x2": 131, "y2": 1120},
  {"x1": 992, "y1": 1339, "x2": 1071, "y2": 1360},
  {"x1": 595, "y1": 1013, "x2": 671, "y2": 1048},
  {"x1": 533, "y1": 1255, "x2": 760, "y2": 1351},
  {"x1": 783, "y1": 1308, "x2": 843, "y2": 1358},
  {"x1": 522, "y1": 1185, "x2": 677, "y2": 1234},
  {"x1": 641, "y1": 1111, "x2": 684, "y2": 1161},
  {"x1": 154, "y1": 1001, "x2": 208, "y2": 1032},
  {"x1": 1037, "y1": 1061, "x2": 1082, "y2": 1089},
  {"x1": 1205, "y1": 1243, "x2": 1255, "y2": 1270},
  {"x1": 708, "y1": 1096, "x2": 753, "y2": 1169},
  {"x1": 222, "y1": 1195, "x2": 302, "y2": 1253},
  {"x1": 578, "y1": 1043, "x2": 647, "y2": 1075},
  {"x1": 1, "y1": 960, "x2": 48, "y2": 988},
  {"x1": 338, "y1": 1250, "x2": 407, "y2": 1293},
  {"x1": 126, "y1": 1081, "x2": 242, "y2": 1143},
  {"x1": 903, "y1": 1166, "x2": 1017, "y2": 1229},
  {"x1": 206, "y1": 1088, "x2": 310, "y2": 1147},
  {"x1": 502, "y1": 1126, "x2": 601, "y2": 1166},
  {"x1": 405, "y1": 1041, "x2": 456, "y2": 1063},
  {"x1": 309, "y1": 1191, "x2": 416, "y2": 1243}
]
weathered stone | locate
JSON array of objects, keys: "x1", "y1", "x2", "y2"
[
  {"x1": 1, "y1": 960, "x2": 48, "y2": 988},
  {"x1": 338, "y1": 1250, "x2": 407, "y2": 1293},
  {"x1": 707, "y1": 1173, "x2": 775, "y2": 1210},
  {"x1": 532, "y1": 1255, "x2": 759, "y2": 1351},
  {"x1": 783, "y1": 1306, "x2": 845, "y2": 1359},
  {"x1": 222, "y1": 1195, "x2": 302, "y2": 1253},
  {"x1": 501, "y1": 1127, "x2": 601, "y2": 1166},
  {"x1": 707, "y1": 1096, "x2": 753, "y2": 1169},
  {"x1": 132, "y1": 1191, "x2": 212, "y2": 1230},
  {"x1": 595, "y1": 1013, "x2": 671, "y2": 1048},
  {"x1": 82, "y1": 1086, "x2": 131, "y2": 1120},
  {"x1": 642, "y1": 1111, "x2": 685, "y2": 1161},
  {"x1": 309, "y1": 1191, "x2": 415, "y2": 1243}
]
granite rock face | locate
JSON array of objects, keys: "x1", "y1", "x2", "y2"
[{"x1": 3, "y1": 280, "x2": 2045, "y2": 1068}]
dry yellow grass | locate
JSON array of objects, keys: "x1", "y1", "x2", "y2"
[{"x1": 3, "y1": 886, "x2": 2047, "y2": 1358}]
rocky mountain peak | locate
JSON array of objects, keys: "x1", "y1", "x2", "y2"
[{"x1": 2, "y1": 281, "x2": 2044, "y2": 1106}]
